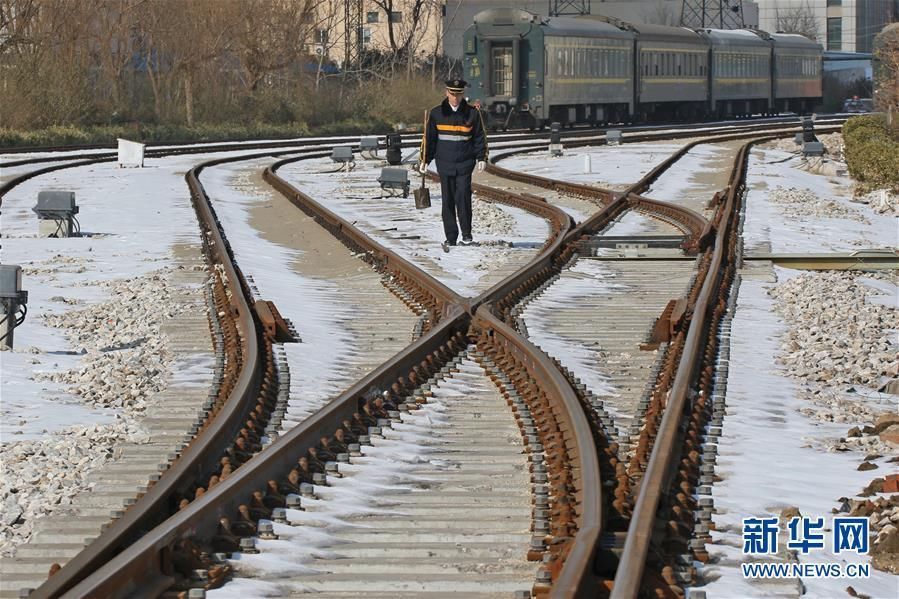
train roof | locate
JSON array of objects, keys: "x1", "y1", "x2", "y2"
[
  {"x1": 471, "y1": 8, "x2": 632, "y2": 40},
  {"x1": 700, "y1": 28, "x2": 770, "y2": 48},
  {"x1": 768, "y1": 32, "x2": 822, "y2": 50},
  {"x1": 626, "y1": 22, "x2": 706, "y2": 44},
  {"x1": 544, "y1": 15, "x2": 633, "y2": 39}
]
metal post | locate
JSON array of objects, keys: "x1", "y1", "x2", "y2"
[{"x1": 0, "y1": 265, "x2": 28, "y2": 351}]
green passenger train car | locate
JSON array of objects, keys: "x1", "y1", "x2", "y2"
[{"x1": 462, "y1": 8, "x2": 823, "y2": 129}]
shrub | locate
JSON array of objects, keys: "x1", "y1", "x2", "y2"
[{"x1": 842, "y1": 115, "x2": 899, "y2": 192}]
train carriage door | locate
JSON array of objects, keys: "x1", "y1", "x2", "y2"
[{"x1": 491, "y1": 42, "x2": 515, "y2": 98}]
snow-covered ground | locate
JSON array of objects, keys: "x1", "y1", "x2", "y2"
[
  {"x1": 0, "y1": 152, "x2": 226, "y2": 553},
  {"x1": 701, "y1": 270, "x2": 898, "y2": 599},
  {"x1": 743, "y1": 148, "x2": 897, "y2": 253},
  {"x1": 695, "y1": 143, "x2": 898, "y2": 597},
  {"x1": 500, "y1": 140, "x2": 688, "y2": 191},
  {"x1": 1, "y1": 154, "x2": 221, "y2": 437},
  {"x1": 277, "y1": 157, "x2": 549, "y2": 297},
  {"x1": 198, "y1": 159, "x2": 398, "y2": 430}
]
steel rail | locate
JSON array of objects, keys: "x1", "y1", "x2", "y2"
[
  {"x1": 29, "y1": 147, "x2": 330, "y2": 599},
  {"x1": 626, "y1": 194, "x2": 709, "y2": 250},
  {"x1": 1, "y1": 115, "x2": 847, "y2": 170},
  {"x1": 14, "y1": 122, "x2": 840, "y2": 598},
  {"x1": 29, "y1": 182, "x2": 260, "y2": 597},
  {"x1": 609, "y1": 137, "x2": 762, "y2": 599},
  {"x1": 0, "y1": 113, "x2": 847, "y2": 158},
  {"x1": 46, "y1": 146, "x2": 606, "y2": 598},
  {"x1": 264, "y1": 157, "x2": 462, "y2": 316},
  {"x1": 64, "y1": 307, "x2": 471, "y2": 598},
  {"x1": 474, "y1": 306, "x2": 604, "y2": 598}
]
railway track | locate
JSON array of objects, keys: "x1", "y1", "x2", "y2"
[{"x1": 0, "y1": 117, "x2": 849, "y2": 598}]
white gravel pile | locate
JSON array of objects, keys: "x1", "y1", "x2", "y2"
[
  {"x1": 473, "y1": 199, "x2": 516, "y2": 236},
  {"x1": 769, "y1": 185, "x2": 870, "y2": 224},
  {"x1": 767, "y1": 271, "x2": 898, "y2": 573},
  {"x1": 770, "y1": 271, "x2": 896, "y2": 390},
  {"x1": 35, "y1": 269, "x2": 193, "y2": 413},
  {"x1": 0, "y1": 421, "x2": 148, "y2": 556},
  {"x1": 1, "y1": 267, "x2": 203, "y2": 555}
]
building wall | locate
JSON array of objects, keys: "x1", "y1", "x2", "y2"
[
  {"x1": 310, "y1": 0, "x2": 442, "y2": 66},
  {"x1": 755, "y1": 0, "x2": 897, "y2": 53}
]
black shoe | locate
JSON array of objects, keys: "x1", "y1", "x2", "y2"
[
  {"x1": 459, "y1": 237, "x2": 474, "y2": 246},
  {"x1": 444, "y1": 240, "x2": 457, "y2": 246}
]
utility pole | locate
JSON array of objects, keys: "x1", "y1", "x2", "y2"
[
  {"x1": 344, "y1": 0, "x2": 363, "y2": 73},
  {"x1": 548, "y1": 0, "x2": 591, "y2": 17},
  {"x1": 680, "y1": 0, "x2": 745, "y2": 29}
]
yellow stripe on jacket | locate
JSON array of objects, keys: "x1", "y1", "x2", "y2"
[{"x1": 435, "y1": 124, "x2": 473, "y2": 133}]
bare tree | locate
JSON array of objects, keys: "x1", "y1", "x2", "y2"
[
  {"x1": 874, "y1": 25, "x2": 899, "y2": 118},
  {"x1": 640, "y1": 1, "x2": 681, "y2": 27},
  {"x1": 775, "y1": 1, "x2": 820, "y2": 42},
  {"x1": 234, "y1": 0, "x2": 316, "y2": 94},
  {"x1": 309, "y1": 0, "x2": 343, "y2": 90},
  {"x1": 0, "y1": 0, "x2": 39, "y2": 55},
  {"x1": 369, "y1": 0, "x2": 434, "y2": 77}
]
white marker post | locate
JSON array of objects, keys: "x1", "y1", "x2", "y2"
[{"x1": 117, "y1": 138, "x2": 145, "y2": 168}]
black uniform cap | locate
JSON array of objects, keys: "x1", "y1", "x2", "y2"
[{"x1": 445, "y1": 78, "x2": 468, "y2": 93}]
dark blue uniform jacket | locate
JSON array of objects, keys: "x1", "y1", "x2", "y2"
[{"x1": 421, "y1": 99, "x2": 488, "y2": 176}]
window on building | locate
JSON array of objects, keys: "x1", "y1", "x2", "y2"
[
  {"x1": 366, "y1": 11, "x2": 379, "y2": 23},
  {"x1": 827, "y1": 17, "x2": 842, "y2": 50},
  {"x1": 390, "y1": 11, "x2": 402, "y2": 23},
  {"x1": 826, "y1": 0, "x2": 841, "y2": 6},
  {"x1": 315, "y1": 29, "x2": 328, "y2": 44},
  {"x1": 362, "y1": 28, "x2": 372, "y2": 46}
]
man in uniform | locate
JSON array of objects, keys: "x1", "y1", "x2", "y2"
[{"x1": 419, "y1": 78, "x2": 488, "y2": 247}]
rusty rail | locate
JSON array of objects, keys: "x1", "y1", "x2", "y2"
[
  {"x1": 12, "y1": 120, "x2": 846, "y2": 598},
  {"x1": 30, "y1": 155, "x2": 270, "y2": 598},
  {"x1": 64, "y1": 309, "x2": 471, "y2": 597},
  {"x1": 264, "y1": 157, "x2": 462, "y2": 319},
  {"x1": 609, "y1": 137, "x2": 764, "y2": 599},
  {"x1": 475, "y1": 306, "x2": 603, "y2": 597}
]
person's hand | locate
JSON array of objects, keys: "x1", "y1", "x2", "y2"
[
  {"x1": 476, "y1": 160, "x2": 486, "y2": 173},
  {"x1": 418, "y1": 161, "x2": 428, "y2": 175}
]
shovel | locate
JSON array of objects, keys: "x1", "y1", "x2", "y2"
[
  {"x1": 414, "y1": 174, "x2": 431, "y2": 209},
  {"x1": 413, "y1": 109, "x2": 431, "y2": 210}
]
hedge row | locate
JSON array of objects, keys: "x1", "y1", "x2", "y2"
[
  {"x1": 842, "y1": 115, "x2": 899, "y2": 193},
  {"x1": 0, "y1": 118, "x2": 403, "y2": 149}
]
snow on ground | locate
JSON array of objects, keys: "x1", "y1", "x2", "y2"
[
  {"x1": 520, "y1": 259, "x2": 622, "y2": 402},
  {"x1": 1, "y1": 154, "x2": 222, "y2": 438},
  {"x1": 277, "y1": 157, "x2": 548, "y2": 297},
  {"x1": 198, "y1": 160, "x2": 365, "y2": 429},
  {"x1": 645, "y1": 143, "x2": 730, "y2": 206},
  {"x1": 500, "y1": 140, "x2": 686, "y2": 191},
  {"x1": 699, "y1": 271, "x2": 898, "y2": 599},
  {"x1": 0, "y1": 152, "x2": 226, "y2": 553},
  {"x1": 698, "y1": 148, "x2": 899, "y2": 597},
  {"x1": 743, "y1": 148, "x2": 897, "y2": 253},
  {"x1": 206, "y1": 359, "x2": 500, "y2": 598}
]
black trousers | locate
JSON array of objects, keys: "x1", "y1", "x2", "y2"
[{"x1": 439, "y1": 171, "x2": 473, "y2": 244}]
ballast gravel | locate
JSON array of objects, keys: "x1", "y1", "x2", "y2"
[
  {"x1": 769, "y1": 271, "x2": 896, "y2": 392},
  {"x1": 768, "y1": 185, "x2": 871, "y2": 224},
  {"x1": 0, "y1": 267, "x2": 203, "y2": 556}
]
